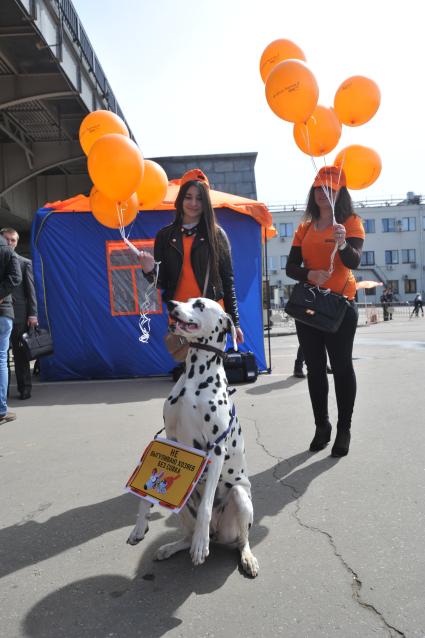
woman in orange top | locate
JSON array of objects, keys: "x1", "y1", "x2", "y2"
[
  {"x1": 139, "y1": 169, "x2": 244, "y2": 344},
  {"x1": 286, "y1": 166, "x2": 365, "y2": 457}
]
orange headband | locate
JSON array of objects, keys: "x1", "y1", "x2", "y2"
[
  {"x1": 313, "y1": 166, "x2": 346, "y2": 191},
  {"x1": 180, "y1": 168, "x2": 210, "y2": 189}
]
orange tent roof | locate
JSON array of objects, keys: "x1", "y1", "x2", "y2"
[{"x1": 44, "y1": 179, "x2": 277, "y2": 239}]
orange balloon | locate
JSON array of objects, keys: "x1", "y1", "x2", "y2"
[
  {"x1": 88, "y1": 134, "x2": 144, "y2": 202},
  {"x1": 90, "y1": 187, "x2": 138, "y2": 229},
  {"x1": 334, "y1": 145, "x2": 382, "y2": 190},
  {"x1": 137, "y1": 160, "x2": 169, "y2": 209},
  {"x1": 334, "y1": 76, "x2": 381, "y2": 126},
  {"x1": 265, "y1": 59, "x2": 319, "y2": 123},
  {"x1": 259, "y1": 38, "x2": 306, "y2": 83},
  {"x1": 293, "y1": 105, "x2": 341, "y2": 156},
  {"x1": 79, "y1": 110, "x2": 129, "y2": 156}
]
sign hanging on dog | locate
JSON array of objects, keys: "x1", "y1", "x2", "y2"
[{"x1": 126, "y1": 438, "x2": 209, "y2": 512}]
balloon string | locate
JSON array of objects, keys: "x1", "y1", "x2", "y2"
[
  {"x1": 305, "y1": 152, "x2": 338, "y2": 274},
  {"x1": 138, "y1": 262, "x2": 160, "y2": 344},
  {"x1": 115, "y1": 202, "x2": 159, "y2": 345}
]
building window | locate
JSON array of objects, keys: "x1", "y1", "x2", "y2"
[
  {"x1": 385, "y1": 250, "x2": 399, "y2": 264},
  {"x1": 387, "y1": 280, "x2": 399, "y2": 294},
  {"x1": 279, "y1": 222, "x2": 293, "y2": 238},
  {"x1": 363, "y1": 219, "x2": 375, "y2": 233},
  {"x1": 402, "y1": 249, "x2": 416, "y2": 264},
  {"x1": 401, "y1": 217, "x2": 416, "y2": 231},
  {"x1": 106, "y1": 239, "x2": 162, "y2": 316},
  {"x1": 280, "y1": 255, "x2": 288, "y2": 269},
  {"x1": 404, "y1": 279, "x2": 417, "y2": 294},
  {"x1": 361, "y1": 251, "x2": 375, "y2": 266},
  {"x1": 267, "y1": 256, "x2": 278, "y2": 271},
  {"x1": 382, "y1": 218, "x2": 396, "y2": 232}
]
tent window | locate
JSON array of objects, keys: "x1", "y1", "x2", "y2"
[{"x1": 106, "y1": 239, "x2": 162, "y2": 316}]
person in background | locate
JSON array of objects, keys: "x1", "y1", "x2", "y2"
[
  {"x1": 0, "y1": 233, "x2": 22, "y2": 424},
  {"x1": 138, "y1": 169, "x2": 244, "y2": 344},
  {"x1": 412, "y1": 292, "x2": 424, "y2": 317},
  {"x1": 293, "y1": 343, "x2": 332, "y2": 379},
  {"x1": 380, "y1": 287, "x2": 391, "y2": 321},
  {"x1": 1, "y1": 228, "x2": 38, "y2": 400},
  {"x1": 286, "y1": 166, "x2": 365, "y2": 457},
  {"x1": 293, "y1": 344, "x2": 306, "y2": 378}
]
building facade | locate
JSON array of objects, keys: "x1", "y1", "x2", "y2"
[{"x1": 265, "y1": 193, "x2": 425, "y2": 306}]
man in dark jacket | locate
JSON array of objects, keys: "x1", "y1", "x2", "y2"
[
  {"x1": 1, "y1": 228, "x2": 38, "y2": 400},
  {"x1": 0, "y1": 233, "x2": 22, "y2": 423}
]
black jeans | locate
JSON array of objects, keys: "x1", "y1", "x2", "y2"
[
  {"x1": 296, "y1": 302, "x2": 358, "y2": 429},
  {"x1": 8, "y1": 323, "x2": 32, "y2": 396}
]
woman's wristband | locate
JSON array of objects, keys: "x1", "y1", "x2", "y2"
[{"x1": 338, "y1": 241, "x2": 347, "y2": 251}]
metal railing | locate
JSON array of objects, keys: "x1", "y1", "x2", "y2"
[
  {"x1": 267, "y1": 195, "x2": 424, "y2": 214},
  {"x1": 42, "y1": 0, "x2": 130, "y2": 129}
]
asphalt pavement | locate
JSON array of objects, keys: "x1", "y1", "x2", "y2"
[{"x1": 1, "y1": 314, "x2": 424, "y2": 638}]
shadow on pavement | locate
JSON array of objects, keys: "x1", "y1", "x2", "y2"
[
  {"x1": 21, "y1": 451, "x2": 338, "y2": 638},
  {"x1": 8, "y1": 377, "x2": 174, "y2": 407},
  {"x1": 245, "y1": 375, "x2": 303, "y2": 395}
]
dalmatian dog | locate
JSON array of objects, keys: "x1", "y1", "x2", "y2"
[{"x1": 127, "y1": 297, "x2": 259, "y2": 578}]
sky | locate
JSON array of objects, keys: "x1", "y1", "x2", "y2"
[{"x1": 72, "y1": 0, "x2": 424, "y2": 206}]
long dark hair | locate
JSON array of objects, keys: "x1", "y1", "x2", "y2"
[
  {"x1": 303, "y1": 186, "x2": 355, "y2": 223},
  {"x1": 174, "y1": 180, "x2": 221, "y2": 282}
]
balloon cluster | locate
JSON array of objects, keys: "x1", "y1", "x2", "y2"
[
  {"x1": 79, "y1": 111, "x2": 169, "y2": 228},
  {"x1": 260, "y1": 39, "x2": 382, "y2": 189}
]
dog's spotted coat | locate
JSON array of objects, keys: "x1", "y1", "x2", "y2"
[{"x1": 128, "y1": 298, "x2": 258, "y2": 577}]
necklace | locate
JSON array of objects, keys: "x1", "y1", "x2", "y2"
[{"x1": 181, "y1": 223, "x2": 199, "y2": 237}]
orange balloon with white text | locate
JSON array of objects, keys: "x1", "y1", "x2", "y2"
[
  {"x1": 265, "y1": 59, "x2": 319, "y2": 123},
  {"x1": 90, "y1": 187, "x2": 138, "y2": 229},
  {"x1": 259, "y1": 39, "x2": 306, "y2": 83},
  {"x1": 137, "y1": 160, "x2": 169, "y2": 209},
  {"x1": 334, "y1": 76, "x2": 381, "y2": 126},
  {"x1": 88, "y1": 134, "x2": 144, "y2": 202},
  {"x1": 334, "y1": 145, "x2": 382, "y2": 189},
  {"x1": 79, "y1": 110, "x2": 129, "y2": 156},
  {"x1": 293, "y1": 105, "x2": 341, "y2": 156}
]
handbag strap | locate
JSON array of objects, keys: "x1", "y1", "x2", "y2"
[{"x1": 202, "y1": 261, "x2": 210, "y2": 296}]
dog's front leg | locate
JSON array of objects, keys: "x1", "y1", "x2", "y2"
[
  {"x1": 190, "y1": 450, "x2": 224, "y2": 566},
  {"x1": 127, "y1": 499, "x2": 152, "y2": 546}
]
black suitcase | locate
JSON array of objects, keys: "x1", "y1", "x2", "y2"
[{"x1": 224, "y1": 350, "x2": 259, "y2": 384}]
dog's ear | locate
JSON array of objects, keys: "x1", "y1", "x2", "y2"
[{"x1": 225, "y1": 314, "x2": 238, "y2": 351}]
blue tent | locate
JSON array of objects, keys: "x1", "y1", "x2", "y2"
[{"x1": 31, "y1": 193, "x2": 271, "y2": 381}]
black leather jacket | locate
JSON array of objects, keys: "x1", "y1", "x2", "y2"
[
  {"x1": 0, "y1": 236, "x2": 22, "y2": 320},
  {"x1": 147, "y1": 220, "x2": 240, "y2": 326}
]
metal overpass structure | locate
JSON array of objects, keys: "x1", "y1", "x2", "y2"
[{"x1": 0, "y1": 0, "x2": 133, "y2": 235}]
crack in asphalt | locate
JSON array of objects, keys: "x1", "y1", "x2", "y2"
[
  {"x1": 16, "y1": 502, "x2": 52, "y2": 526},
  {"x1": 247, "y1": 416, "x2": 406, "y2": 638}
]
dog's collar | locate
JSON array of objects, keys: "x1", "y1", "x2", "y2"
[{"x1": 188, "y1": 342, "x2": 228, "y2": 360}]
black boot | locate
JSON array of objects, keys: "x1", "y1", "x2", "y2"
[
  {"x1": 309, "y1": 422, "x2": 332, "y2": 451},
  {"x1": 293, "y1": 362, "x2": 306, "y2": 378},
  {"x1": 331, "y1": 429, "x2": 351, "y2": 457}
]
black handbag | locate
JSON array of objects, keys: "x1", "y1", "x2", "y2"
[
  {"x1": 285, "y1": 283, "x2": 349, "y2": 333},
  {"x1": 20, "y1": 327, "x2": 54, "y2": 361},
  {"x1": 224, "y1": 350, "x2": 259, "y2": 384}
]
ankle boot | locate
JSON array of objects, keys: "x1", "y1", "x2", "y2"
[
  {"x1": 293, "y1": 362, "x2": 306, "y2": 378},
  {"x1": 331, "y1": 429, "x2": 351, "y2": 457},
  {"x1": 309, "y1": 422, "x2": 332, "y2": 451}
]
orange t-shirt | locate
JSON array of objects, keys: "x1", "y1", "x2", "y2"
[
  {"x1": 292, "y1": 215, "x2": 365, "y2": 300},
  {"x1": 173, "y1": 234, "x2": 224, "y2": 308}
]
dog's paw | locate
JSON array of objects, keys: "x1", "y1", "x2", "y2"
[
  {"x1": 241, "y1": 550, "x2": 259, "y2": 578},
  {"x1": 126, "y1": 524, "x2": 149, "y2": 546},
  {"x1": 190, "y1": 533, "x2": 210, "y2": 566}
]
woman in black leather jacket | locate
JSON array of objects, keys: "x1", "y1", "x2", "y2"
[{"x1": 140, "y1": 169, "x2": 244, "y2": 344}]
